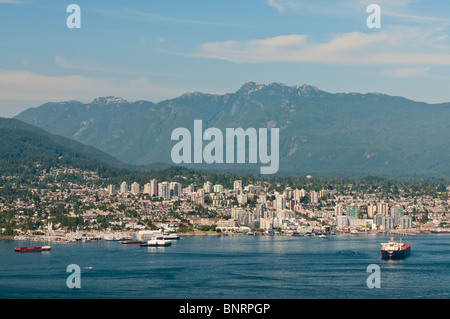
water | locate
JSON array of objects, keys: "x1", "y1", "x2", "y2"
[{"x1": 0, "y1": 233, "x2": 449, "y2": 299}]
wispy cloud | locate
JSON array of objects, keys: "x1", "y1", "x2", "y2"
[
  {"x1": 54, "y1": 56, "x2": 179, "y2": 77},
  {"x1": 193, "y1": 26, "x2": 450, "y2": 66},
  {"x1": 95, "y1": 7, "x2": 250, "y2": 28},
  {"x1": 0, "y1": 0, "x2": 23, "y2": 3},
  {"x1": 266, "y1": 0, "x2": 450, "y2": 25},
  {"x1": 0, "y1": 70, "x2": 185, "y2": 102},
  {"x1": 381, "y1": 66, "x2": 431, "y2": 78}
]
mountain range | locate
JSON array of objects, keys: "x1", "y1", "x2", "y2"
[{"x1": 14, "y1": 82, "x2": 450, "y2": 178}]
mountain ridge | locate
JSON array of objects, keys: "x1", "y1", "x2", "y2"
[{"x1": 14, "y1": 82, "x2": 450, "y2": 178}]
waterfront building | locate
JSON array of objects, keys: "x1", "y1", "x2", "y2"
[
  {"x1": 400, "y1": 215, "x2": 412, "y2": 229},
  {"x1": 391, "y1": 205, "x2": 404, "y2": 225},
  {"x1": 377, "y1": 201, "x2": 389, "y2": 216},
  {"x1": 256, "y1": 203, "x2": 266, "y2": 219},
  {"x1": 382, "y1": 216, "x2": 394, "y2": 230},
  {"x1": 346, "y1": 204, "x2": 359, "y2": 219},
  {"x1": 335, "y1": 204, "x2": 344, "y2": 216},
  {"x1": 367, "y1": 203, "x2": 376, "y2": 218},
  {"x1": 374, "y1": 213, "x2": 383, "y2": 227},
  {"x1": 260, "y1": 217, "x2": 273, "y2": 230},
  {"x1": 337, "y1": 215, "x2": 349, "y2": 228}
]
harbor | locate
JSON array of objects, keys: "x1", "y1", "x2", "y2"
[{"x1": 2, "y1": 233, "x2": 449, "y2": 299}]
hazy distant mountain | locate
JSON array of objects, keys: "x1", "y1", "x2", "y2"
[{"x1": 15, "y1": 82, "x2": 450, "y2": 178}]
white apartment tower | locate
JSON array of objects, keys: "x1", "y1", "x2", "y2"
[{"x1": 120, "y1": 181, "x2": 128, "y2": 194}]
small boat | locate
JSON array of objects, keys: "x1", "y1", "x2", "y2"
[
  {"x1": 163, "y1": 234, "x2": 180, "y2": 240},
  {"x1": 319, "y1": 234, "x2": 327, "y2": 238},
  {"x1": 119, "y1": 240, "x2": 142, "y2": 244},
  {"x1": 140, "y1": 236, "x2": 172, "y2": 247},
  {"x1": 14, "y1": 246, "x2": 51, "y2": 253}
]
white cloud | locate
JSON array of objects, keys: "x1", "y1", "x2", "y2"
[
  {"x1": 266, "y1": 0, "x2": 287, "y2": 13},
  {"x1": 195, "y1": 26, "x2": 450, "y2": 66}
]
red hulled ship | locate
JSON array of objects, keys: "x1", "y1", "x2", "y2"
[
  {"x1": 14, "y1": 246, "x2": 52, "y2": 253},
  {"x1": 381, "y1": 237, "x2": 410, "y2": 260}
]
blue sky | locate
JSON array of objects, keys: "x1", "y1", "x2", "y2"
[{"x1": 1, "y1": 0, "x2": 450, "y2": 117}]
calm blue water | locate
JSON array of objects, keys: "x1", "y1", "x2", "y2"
[{"x1": 0, "y1": 233, "x2": 449, "y2": 299}]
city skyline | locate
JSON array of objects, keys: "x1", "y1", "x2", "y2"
[{"x1": 2, "y1": 0, "x2": 450, "y2": 117}]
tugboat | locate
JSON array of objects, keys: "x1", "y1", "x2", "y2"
[{"x1": 381, "y1": 237, "x2": 410, "y2": 260}]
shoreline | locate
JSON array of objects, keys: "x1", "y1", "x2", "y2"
[{"x1": 6, "y1": 229, "x2": 446, "y2": 243}]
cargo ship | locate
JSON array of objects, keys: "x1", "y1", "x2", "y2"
[
  {"x1": 381, "y1": 237, "x2": 410, "y2": 259},
  {"x1": 14, "y1": 246, "x2": 51, "y2": 253}
]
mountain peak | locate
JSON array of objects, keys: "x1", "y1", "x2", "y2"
[
  {"x1": 237, "y1": 81, "x2": 322, "y2": 96},
  {"x1": 91, "y1": 97, "x2": 129, "y2": 105}
]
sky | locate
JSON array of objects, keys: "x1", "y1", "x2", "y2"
[{"x1": 1, "y1": 0, "x2": 450, "y2": 117}]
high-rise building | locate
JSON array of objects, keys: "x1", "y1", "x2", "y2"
[
  {"x1": 335, "y1": 204, "x2": 344, "y2": 216},
  {"x1": 374, "y1": 213, "x2": 383, "y2": 227},
  {"x1": 237, "y1": 193, "x2": 248, "y2": 205},
  {"x1": 234, "y1": 180, "x2": 243, "y2": 193},
  {"x1": 382, "y1": 216, "x2": 394, "y2": 229},
  {"x1": 310, "y1": 191, "x2": 319, "y2": 204},
  {"x1": 120, "y1": 181, "x2": 128, "y2": 194},
  {"x1": 158, "y1": 182, "x2": 170, "y2": 199},
  {"x1": 400, "y1": 215, "x2": 412, "y2": 229},
  {"x1": 204, "y1": 181, "x2": 213, "y2": 194},
  {"x1": 107, "y1": 184, "x2": 116, "y2": 195},
  {"x1": 377, "y1": 201, "x2": 388, "y2": 216},
  {"x1": 170, "y1": 182, "x2": 181, "y2": 197},
  {"x1": 391, "y1": 205, "x2": 404, "y2": 225},
  {"x1": 367, "y1": 203, "x2": 377, "y2": 218},
  {"x1": 143, "y1": 183, "x2": 151, "y2": 195},
  {"x1": 284, "y1": 187, "x2": 293, "y2": 200},
  {"x1": 196, "y1": 188, "x2": 205, "y2": 205},
  {"x1": 294, "y1": 189, "x2": 306, "y2": 203},
  {"x1": 130, "y1": 182, "x2": 140, "y2": 195},
  {"x1": 150, "y1": 179, "x2": 158, "y2": 197},
  {"x1": 319, "y1": 189, "x2": 327, "y2": 198},
  {"x1": 275, "y1": 195, "x2": 286, "y2": 211},
  {"x1": 346, "y1": 204, "x2": 359, "y2": 219},
  {"x1": 213, "y1": 184, "x2": 223, "y2": 193},
  {"x1": 258, "y1": 194, "x2": 267, "y2": 204},
  {"x1": 256, "y1": 203, "x2": 266, "y2": 219},
  {"x1": 337, "y1": 216, "x2": 349, "y2": 228}
]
